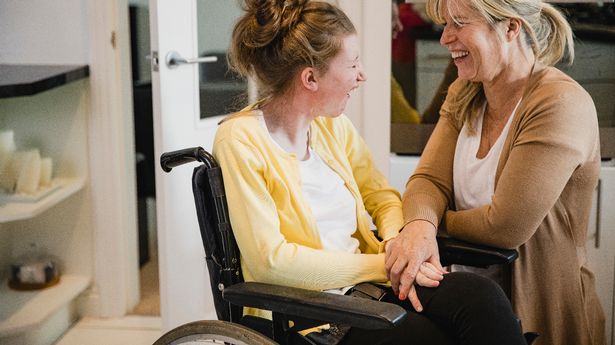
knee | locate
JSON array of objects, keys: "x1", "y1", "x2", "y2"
[{"x1": 440, "y1": 272, "x2": 511, "y2": 312}]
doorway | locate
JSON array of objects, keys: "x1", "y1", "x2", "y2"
[{"x1": 128, "y1": 1, "x2": 160, "y2": 316}]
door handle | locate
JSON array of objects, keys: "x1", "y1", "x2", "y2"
[
  {"x1": 594, "y1": 178, "x2": 602, "y2": 249},
  {"x1": 165, "y1": 50, "x2": 218, "y2": 69}
]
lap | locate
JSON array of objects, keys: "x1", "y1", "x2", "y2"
[{"x1": 342, "y1": 272, "x2": 522, "y2": 345}]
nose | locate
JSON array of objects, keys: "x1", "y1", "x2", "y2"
[
  {"x1": 357, "y1": 62, "x2": 367, "y2": 82},
  {"x1": 440, "y1": 24, "x2": 454, "y2": 46}
]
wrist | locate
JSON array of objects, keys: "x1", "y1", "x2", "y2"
[{"x1": 402, "y1": 219, "x2": 437, "y2": 235}]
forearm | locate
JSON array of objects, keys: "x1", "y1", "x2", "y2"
[
  {"x1": 241, "y1": 242, "x2": 388, "y2": 290},
  {"x1": 401, "y1": 116, "x2": 458, "y2": 226}
]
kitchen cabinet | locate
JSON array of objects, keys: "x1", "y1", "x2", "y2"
[
  {"x1": 586, "y1": 162, "x2": 615, "y2": 345},
  {"x1": 0, "y1": 64, "x2": 91, "y2": 345},
  {"x1": 389, "y1": 155, "x2": 615, "y2": 344}
]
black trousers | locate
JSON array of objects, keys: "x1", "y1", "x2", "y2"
[{"x1": 342, "y1": 272, "x2": 526, "y2": 345}]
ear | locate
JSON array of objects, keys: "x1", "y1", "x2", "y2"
[
  {"x1": 300, "y1": 67, "x2": 318, "y2": 92},
  {"x1": 505, "y1": 18, "x2": 522, "y2": 42}
]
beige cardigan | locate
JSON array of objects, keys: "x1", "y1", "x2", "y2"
[{"x1": 403, "y1": 67, "x2": 605, "y2": 345}]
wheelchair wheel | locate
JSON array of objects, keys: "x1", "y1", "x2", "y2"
[{"x1": 153, "y1": 319, "x2": 278, "y2": 345}]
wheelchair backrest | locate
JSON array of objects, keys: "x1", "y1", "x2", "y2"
[{"x1": 161, "y1": 147, "x2": 244, "y2": 323}]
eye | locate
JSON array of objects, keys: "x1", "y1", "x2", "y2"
[{"x1": 444, "y1": 20, "x2": 466, "y2": 28}]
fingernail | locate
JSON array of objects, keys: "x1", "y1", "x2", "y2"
[
  {"x1": 399, "y1": 293, "x2": 406, "y2": 300},
  {"x1": 416, "y1": 306, "x2": 423, "y2": 312}
]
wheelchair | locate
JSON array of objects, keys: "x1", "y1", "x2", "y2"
[{"x1": 154, "y1": 146, "x2": 524, "y2": 345}]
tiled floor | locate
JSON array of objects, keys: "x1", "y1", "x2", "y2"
[{"x1": 55, "y1": 316, "x2": 162, "y2": 345}]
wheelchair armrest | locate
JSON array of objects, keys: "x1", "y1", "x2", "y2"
[
  {"x1": 223, "y1": 282, "x2": 406, "y2": 330},
  {"x1": 437, "y1": 235, "x2": 518, "y2": 268}
]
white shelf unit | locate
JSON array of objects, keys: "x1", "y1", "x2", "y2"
[
  {"x1": 0, "y1": 67, "x2": 93, "y2": 345},
  {"x1": 0, "y1": 275, "x2": 89, "y2": 344},
  {"x1": 0, "y1": 178, "x2": 85, "y2": 223},
  {"x1": 0, "y1": 177, "x2": 88, "y2": 345}
]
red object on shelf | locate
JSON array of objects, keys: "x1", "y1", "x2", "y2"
[{"x1": 392, "y1": 4, "x2": 429, "y2": 64}]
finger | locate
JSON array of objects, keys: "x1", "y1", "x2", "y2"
[
  {"x1": 419, "y1": 262, "x2": 444, "y2": 281},
  {"x1": 415, "y1": 270, "x2": 441, "y2": 287},
  {"x1": 384, "y1": 240, "x2": 400, "y2": 273},
  {"x1": 384, "y1": 248, "x2": 398, "y2": 279},
  {"x1": 408, "y1": 285, "x2": 423, "y2": 312},
  {"x1": 389, "y1": 259, "x2": 408, "y2": 295},
  {"x1": 398, "y1": 266, "x2": 418, "y2": 300}
]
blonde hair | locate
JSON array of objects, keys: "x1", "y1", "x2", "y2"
[
  {"x1": 426, "y1": 0, "x2": 574, "y2": 128},
  {"x1": 228, "y1": 0, "x2": 355, "y2": 105}
]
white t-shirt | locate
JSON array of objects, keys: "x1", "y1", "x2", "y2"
[
  {"x1": 453, "y1": 101, "x2": 517, "y2": 210},
  {"x1": 298, "y1": 148, "x2": 359, "y2": 254},
  {"x1": 451, "y1": 100, "x2": 520, "y2": 293}
]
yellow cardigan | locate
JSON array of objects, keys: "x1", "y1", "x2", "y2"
[
  {"x1": 213, "y1": 111, "x2": 403, "y2": 316},
  {"x1": 213, "y1": 110, "x2": 403, "y2": 313}
]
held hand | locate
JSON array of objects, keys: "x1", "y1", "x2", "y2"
[
  {"x1": 384, "y1": 220, "x2": 444, "y2": 312},
  {"x1": 416, "y1": 262, "x2": 445, "y2": 288}
]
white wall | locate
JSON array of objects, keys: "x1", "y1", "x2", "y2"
[
  {"x1": 0, "y1": 0, "x2": 88, "y2": 65},
  {"x1": 338, "y1": 0, "x2": 391, "y2": 175}
]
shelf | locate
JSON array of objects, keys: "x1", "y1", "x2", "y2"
[
  {"x1": 0, "y1": 274, "x2": 89, "y2": 337},
  {"x1": 0, "y1": 64, "x2": 89, "y2": 98},
  {"x1": 0, "y1": 177, "x2": 85, "y2": 223}
]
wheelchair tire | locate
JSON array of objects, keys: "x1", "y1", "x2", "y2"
[{"x1": 153, "y1": 319, "x2": 278, "y2": 345}]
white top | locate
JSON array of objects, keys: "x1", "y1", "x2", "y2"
[
  {"x1": 453, "y1": 101, "x2": 518, "y2": 210},
  {"x1": 298, "y1": 148, "x2": 359, "y2": 254},
  {"x1": 451, "y1": 100, "x2": 520, "y2": 293}
]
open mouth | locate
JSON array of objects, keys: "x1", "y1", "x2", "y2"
[
  {"x1": 347, "y1": 87, "x2": 358, "y2": 97},
  {"x1": 451, "y1": 50, "x2": 469, "y2": 61}
]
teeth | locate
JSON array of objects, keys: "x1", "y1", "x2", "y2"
[{"x1": 451, "y1": 51, "x2": 469, "y2": 59}]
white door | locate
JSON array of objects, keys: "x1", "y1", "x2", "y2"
[{"x1": 149, "y1": 0, "x2": 244, "y2": 331}]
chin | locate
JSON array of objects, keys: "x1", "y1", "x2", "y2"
[{"x1": 458, "y1": 71, "x2": 480, "y2": 82}]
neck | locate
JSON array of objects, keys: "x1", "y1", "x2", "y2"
[
  {"x1": 483, "y1": 45, "x2": 536, "y2": 116},
  {"x1": 261, "y1": 96, "x2": 313, "y2": 159}
]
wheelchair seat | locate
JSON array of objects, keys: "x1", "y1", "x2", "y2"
[{"x1": 155, "y1": 146, "x2": 521, "y2": 345}]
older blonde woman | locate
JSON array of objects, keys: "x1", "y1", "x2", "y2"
[{"x1": 386, "y1": 0, "x2": 605, "y2": 344}]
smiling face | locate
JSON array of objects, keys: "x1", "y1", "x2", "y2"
[
  {"x1": 439, "y1": 0, "x2": 509, "y2": 83},
  {"x1": 313, "y1": 34, "x2": 367, "y2": 117}
]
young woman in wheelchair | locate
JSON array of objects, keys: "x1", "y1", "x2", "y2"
[{"x1": 213, "y1": 1, "x2": 528, "y2": 344}]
